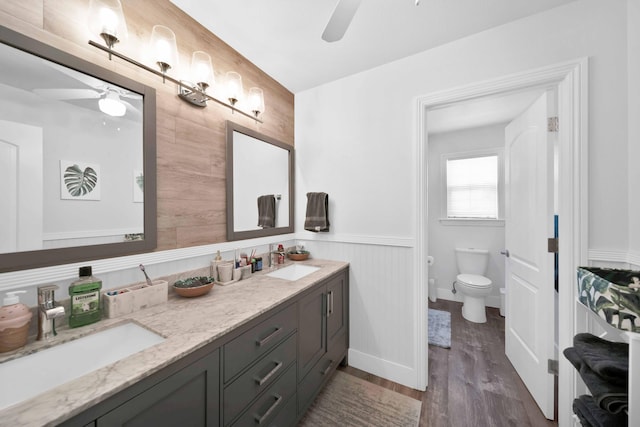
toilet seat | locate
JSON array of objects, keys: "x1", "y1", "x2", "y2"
[{"x1": 456, "y1": 273, "x2": 492, "y2": 288}]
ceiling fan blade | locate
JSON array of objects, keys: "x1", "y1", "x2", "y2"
[
  {"x1": 322, "y1": 0, "x2": 362, "y2": 43},
  {"x1": 33, "y1": 88, "x2": 102, "y2": 100}
]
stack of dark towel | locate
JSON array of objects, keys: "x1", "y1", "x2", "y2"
[{"x1": 563, "y1": 333, "x2": 629, "y2": 426}]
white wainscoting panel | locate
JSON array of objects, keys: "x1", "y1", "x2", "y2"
[{"x1": 298, "y1": 238, "x2": 418, "y2": 388}]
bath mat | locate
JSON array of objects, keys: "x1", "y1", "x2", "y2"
[
  {"x1": 299, "y1": 370, "x2": 422, "y2": 427},
  {"x1": 428, "y1": 309, "x2": 451, "y2": 349}
]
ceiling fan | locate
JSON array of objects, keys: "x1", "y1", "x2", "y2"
[
  {"x1": 33, "y1": 61, "x2": 141, "y2": 118},
  {"x1": 34, "y1": 86, "x2": 140, "y2": 117},
  {"x1": 322, "y1": 0, "x2": 420, "y2": 43}
]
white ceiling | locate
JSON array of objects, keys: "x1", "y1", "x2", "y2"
[
  {"x1": 427, "y1": 89, "x2": 545, "y2": 134},
  {"x1": 170, "y1": 0, "x2": 577, "y2": 93}
]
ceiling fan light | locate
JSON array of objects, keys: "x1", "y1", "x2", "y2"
[
  {"x1": 99, "y1": 92, "x2": 126, "y2": 117},
  {"x1": 88, "y1": 0, "x2": 128, "y2": 43}
]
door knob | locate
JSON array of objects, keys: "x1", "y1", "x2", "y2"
[{"x1": 500, "y1": 249, "x2": 510, "y2": 257}]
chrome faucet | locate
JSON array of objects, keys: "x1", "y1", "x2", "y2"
[
  {"x1": 268, "y1": 243, "x2": 276, "y2": 268},
  {"x1": 37, "y1": 284, "x2": 66, "y2": 341}
]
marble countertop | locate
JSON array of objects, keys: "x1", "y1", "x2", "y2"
[{"x1": 0, "y1": 259, "x2": 348, "y2": 427}]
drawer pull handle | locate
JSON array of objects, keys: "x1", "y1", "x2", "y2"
[
  {"x1": 255, "y1": 361, "x2": 284, "y2": 386},
  {"x1": 325, "y1": 293, "x2": 330, "y2": 317},
  {"x1": 256, "y1": 327, "x2": 282, "y2": 347},
  {"x1": 321, "y1": 360, "x2": 334, "y2": 376},
  {"x1": 254, "y1": 394, "x2": 283, "y2": 424}
]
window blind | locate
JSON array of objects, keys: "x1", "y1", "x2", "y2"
[{"x1": 446, "y1": 155, "x2": 498, "y2": 219}]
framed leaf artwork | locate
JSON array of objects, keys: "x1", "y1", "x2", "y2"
[{"x1": 60, "y1": 160, "x2": 101, "y2": 201}]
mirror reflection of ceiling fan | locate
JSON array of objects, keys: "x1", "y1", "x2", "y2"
[
  {"x1": 34, "y1": 86, "x2": 140, "y2": 117},
  {"x1": 33, "y1": 60, "x2": 141, "y2": 118},
  {"x1": 322, "y1": 0, "x2": 420, "y2": 42}
]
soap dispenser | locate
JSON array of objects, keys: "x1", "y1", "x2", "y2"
[{"x1": 0, "y1": 290, "x2": 33, "y2": 353}]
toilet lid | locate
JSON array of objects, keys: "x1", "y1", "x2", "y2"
[{"x1": 457, "y1": 274, "x2": 492, "y2": 288}]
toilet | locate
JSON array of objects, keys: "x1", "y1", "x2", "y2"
[{"x1": 455, "y1": 248, "x2": 493, "y2": 323}]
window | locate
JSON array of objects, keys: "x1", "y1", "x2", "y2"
[{"x1": 445, "y1": 154, "x2": 499, "y2": 219}]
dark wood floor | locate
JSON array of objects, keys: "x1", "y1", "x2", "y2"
[{"x1": 339, "y1": 299, "x2": 557, "y2": 427}]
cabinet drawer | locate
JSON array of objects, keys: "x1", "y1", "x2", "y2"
[
  {"x1": 224, "y1": 334, "x2": 296, "y2": 425},
  {"x1": 224, "y1": 303, "x2": 296, "y2": 382},
  {"x1": 231, "y1": 363, "x2": 296, "y2": 427}
]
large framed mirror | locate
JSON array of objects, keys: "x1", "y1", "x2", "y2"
[
  {"x1": 0, "y1": 26, "x2": 156, "y2": 273},
  {"x1": 226, "y1": 121, "x2": 294, "y2": 241}
]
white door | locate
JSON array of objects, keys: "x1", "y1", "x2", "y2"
[
  {"x1": 0, "y1": 120, "x2": 43, "y2": 253},
  {"x1": 504, "y1": 92, "x2": 555, "y2": 419}
]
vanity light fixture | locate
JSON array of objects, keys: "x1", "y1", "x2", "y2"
[
  {"x1": 248, "y1": 87, "x2": 265, "y2": 119},
  {"x1": 87, "y1": 16, "x2": 264, "y2": 122},
  {"x1": 191, "y1": 51, "x2": 214, "y2": 91},
  {"x1": 150, "y1": 25, "x2": 178, "y2": 83},
  {"x1": 87, "y1": 0, "x2": 128, "y2": 59},
  {"x1": 225, "y1": 71, "x2": 243, "y2": 107},
  {"x1": 179, "y1": 51, "x2": 214, "y2": 107},
  {"x1": 98, "y1": 90, "x2": 126, "y2": 117}
]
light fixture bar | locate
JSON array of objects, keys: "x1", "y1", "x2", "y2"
[{"x1": 88, "y1": 40, "x2": 263, "y2": 123}]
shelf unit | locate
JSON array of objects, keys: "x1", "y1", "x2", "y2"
[{"x1": 574, "y1": 299, "x2": 639, "y2": 426}]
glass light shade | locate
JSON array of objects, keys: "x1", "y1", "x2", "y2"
[
  {"x1": 225, "y1": 71, "x2": 243, "y2": 104},
  {"x1": 99, "y1": 92, "x2": 126, "y2": 117},
  {"x1": 87, "y1": 0, "x2": 128, "y2": 41},
  {"x1": 248, "y1": 87, "x2": 265, "y2": 116},
  {"x1": 191, "y1": 51, "x2": 214, "y2": 88},
  {"x1": 150, "y1": 25, "x2": 178, "y2": 70}
]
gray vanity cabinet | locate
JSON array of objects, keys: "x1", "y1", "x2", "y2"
[
  {"x1": 297, "y1": 269, "x2": 349, "y2": 416},
  {"x1": 57, "y1": 266, "x2": 349, "y2": 427},
  {"x1": 97, "y1": 348, "x2": 220, "y2": 427}
]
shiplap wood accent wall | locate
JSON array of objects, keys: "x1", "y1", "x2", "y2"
[{"x1": 0, "y1": 0, "x2": 294, "y2": 251}]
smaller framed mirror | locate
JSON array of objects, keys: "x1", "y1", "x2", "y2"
[{"x1": 226, "y1": 121, "x2": 294, "y2": 241}]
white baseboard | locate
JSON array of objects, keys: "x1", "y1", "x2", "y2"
[{"x1": 348, "y1": 348, "x2": 419, "y2": 390}]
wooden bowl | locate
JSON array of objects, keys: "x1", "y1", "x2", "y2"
[
  {"x1": 287, "y1": 252, "x2": 309, "y2": 261},
  {"x1": 173, "y1": 282, "x2": 214, "y2": 298}
]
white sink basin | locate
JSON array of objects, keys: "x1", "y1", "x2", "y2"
[
  {"x1": 0, "y1": 322, "x2": 164, "y2": 410},
  {"x1": 266, "y1": 264, "x2": 320, "y2": 281}
]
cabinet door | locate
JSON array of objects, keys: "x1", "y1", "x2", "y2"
[
  {"x1": 326, "y1": 272, "x2": 347, "y2": 354},
  {"x1": 97, "y1": 349, "x2": 220, "y2": 427},
  {"x1": 298, "y1": 285, "x2": 326, "y2": 380}
]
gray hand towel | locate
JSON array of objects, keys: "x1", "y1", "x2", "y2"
[
  {"x1": 304, "y1": 192, "x2": 329, "y2": 232},
  {"x1": 257, "y1": 195, "x2": 276, "y2": 228}
]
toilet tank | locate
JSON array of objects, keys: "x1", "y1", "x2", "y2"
[{"x1": 455, "y1": 248, "x2": 489, "y2": 275}]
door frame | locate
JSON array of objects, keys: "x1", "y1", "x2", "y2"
[{"x1": 414, "y1": 58, "x2": 588, "y2": 426}]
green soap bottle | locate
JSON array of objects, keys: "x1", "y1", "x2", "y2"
[{"x1": 68, "y1": 266, "x2": 102, "y2": 328}]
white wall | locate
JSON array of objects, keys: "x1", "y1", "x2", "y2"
[
  {"x1": 427, "y1": 124, "x2": 506, "y2": 307},
  {"x1": 295, "y1": 0, "x2": 630, "y2": 389},
  {"x1": 628, "y1": 0, "x2": 640, "y2": 262},
  {"x1": 0, "y1": 88, "x2": 143, "y2": 245}
]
